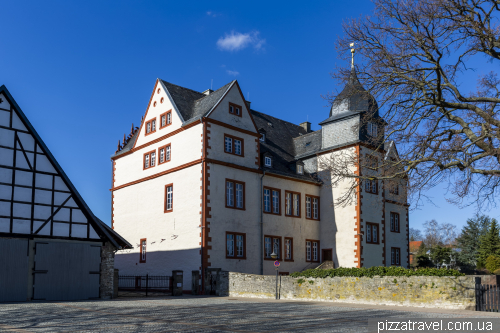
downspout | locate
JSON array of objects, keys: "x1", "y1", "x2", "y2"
[{"x1": 260, "y1": 170, "x2": 265, "y2": 275}]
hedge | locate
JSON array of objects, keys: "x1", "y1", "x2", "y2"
[{"x1": 290, "y1": 266, "x2": 464, "y2": 278}]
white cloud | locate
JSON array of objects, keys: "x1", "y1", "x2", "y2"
[
  {"x1": 206, "y1": 11, "x2": 219, "y2": 17},
  {"x1": 226, "y1": 70, "x2": 239, "y2": 76},
  {"x1": 216, "y1": 31, "x2": 265, "y2": 52}
]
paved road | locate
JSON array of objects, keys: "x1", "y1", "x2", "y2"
[{"x1": 0, "y1": 296, "x2": 498, "y2": 332}]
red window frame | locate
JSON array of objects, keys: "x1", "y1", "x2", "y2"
[
  {"x1": 226, "y1": 231, "x2": 246, "y2": 259},
  {"x1": 305, "y1": 195, "x2": 320, "y2": 220},
  {"x1": 224, "y1": 134, "x2": 245, "y2": 157},
  {"x1": 263, "y1": 187, "x2": 281, "y2": 215},
  {"x1": 143, "y1": 149, "x2": 156, "y2": 170},
  {"x1": 164, "y1": 183, "x2": 173, "y2": 213},
  {"x1": 139, "y1": 238, "x2": 147, "y2": 263},
  {"x1": 366, "y1": 222, "x2": 380, "y2": 244},
  {"x1": 158, "y1": 143, "x2": 171, "y2": 164},
  {"x1": 225, "y1": 179, "x2": 245, "y2": 210},
  {"x1": 159, "y1": 110, "x2": 172, "y2": 129},
  {"x1": 305, "y1": 239, "x2": 320, "y2": 262},
  {"x1": 390, "y1": 212, "x2": 400, "y2": 233},
  {"x1": 145, "y1": 118, "x2": 157, "y2": 136},
  {"x1": 229, "y1": 102, "x2": 242, "y2": 117},
  {"x1": 264, "y1": 235, "x2": 282, "y2": 260},
  {"x1": 391, "y1": 247, "x2": 401, "y2": 266},
  {"x1": 365, "y1": 180, "x2": 378, "y2": 194},
  {"x1": 285, "y1": 191, "x2": 301, "y2": 217},
  {"x1": 284, "y1": 237, "x2": 293, "y2": 262}
]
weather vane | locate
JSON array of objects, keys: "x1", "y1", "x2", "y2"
[{"x1": 350, "y1": 43, "x2": 355, "y2": 68}]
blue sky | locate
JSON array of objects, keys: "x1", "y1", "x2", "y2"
[{"x1": 1, "y1": 1, "x2": 497, "y2": 233}]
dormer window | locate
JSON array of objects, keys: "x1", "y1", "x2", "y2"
[
  {"x1": 297, "y1": 165, "x2": 304, "y2": 174},
  {"x1": 259, "y1": 129, "x2": 266, "y2": 142},
  {"x1": 264, "y1": 156, "x2": 272, "y2": 167},
  {"x1": 367, "y1": 122, "x2": 378, "y2": 137},
  {"x1": 229, "y1": 102, "x2": 242, "y2": 117}
]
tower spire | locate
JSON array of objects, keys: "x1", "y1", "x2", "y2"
[{"x1": 350, "y1": 43, "x2": 355, "y2": 68}]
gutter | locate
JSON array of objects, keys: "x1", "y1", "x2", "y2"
[{"x1": 260, "y1": 170, "x2": 265, "y2": 275}]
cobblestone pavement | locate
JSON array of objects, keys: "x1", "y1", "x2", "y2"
[{"x1": 0, "y1": 296, "x2": 498, "y2": 332}]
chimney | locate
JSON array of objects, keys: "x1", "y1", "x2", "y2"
[
  {"x1": 245, "y1": 100, "x2": 251, "y2": 110},
  {"x1": 300, "y1": 121, "x2": 311, "y2": 133},
  {"x1": 202, "y1": 89, "x2": 213, "y2": 96}
]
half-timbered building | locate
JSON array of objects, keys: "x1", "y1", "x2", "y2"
[{"x1": 0, "y1": 85, "x2": 131, "y2": 302}]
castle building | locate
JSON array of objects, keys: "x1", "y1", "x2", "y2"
[{"x1": 112, "y1": 69, "x2": 409, "y2": 292}]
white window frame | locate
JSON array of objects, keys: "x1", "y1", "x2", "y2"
[{"x1": 264, "y1": 156, "x2": 272, "y2": 167}]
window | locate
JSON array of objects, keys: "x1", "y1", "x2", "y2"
[
  {"x1": 285, "y1": 191, "x2": 300, "y2": 217},
  {"x1": 226, "y1": 179, "x2": 245, "y2": 210},
  {"x1": 365, "y1": 180, "x2": 378, "y2": 194},
  {"x1": 305, "y1": 195, "x2": 320, "y2": 220},
  {"x1": 264, "y1": 235, "x2": 281, "y2": 259},
  {"x1": 158, "y1": 144, "x2": 171, "y2": 164},
  {"x1": 366, "y1": 222, "x2": 379, "y2": 244},
  {"x1": 140, "y1": 238, "x2": 147, "y2": 263},
  {"x1": 263, "y1": 187, "x2": 280, "y2": 215},
  {"x1": 226, "y1": 232, "x2": 246, "y2": 259},
  {"x1": 391, "y1": 247, "x2": 401, "y2": 265},
  {"x1": 145, "y1": 118, "x2": 156, "y2": 136},
  {"x1": 143, "y1": 150, "x2": 156, "y2": 169},
  {"x1": 264, "y1": 156, "x2": 272, "y2": 167},
  {"x1": 390, "y1": 212, "x2": 400, "y2": 233},
  {"x1": 260, "y1": 133, "x2": 266, "y2": 142},
  {"x1": 297, "y1": 164, "x2": 304, "y2": 175},
  {"x1": 160, "y1": 110, "x2": 172, "y2": 129},
  {"x1": 229, "y1": 102, "x2": 242, "y2": 117},
  {"x1": 389, "y1": 182, "x2": 399, "y2": 195},
  {"x1": 366, "y1": 156, "x2": 378, "y2": 169},
  {"x1": 284, "y1": 237, "x2": 293, "y2": 261},
  {"x1": 224, "y1": 134, "x2": 244, "y2": 157},
  {"x1": 367, "y1": 122, "x2": 378, "y2": 137},
  {"x1": 306, "y1": 240, "x2": 320, "y2": 262},
  {"x1": 164, "y1": 184, "x2": 173, "y2": 212}
]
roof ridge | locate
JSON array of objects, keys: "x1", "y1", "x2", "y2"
[
  {"x1": 194, "y1": 80, "x2": 235, "y2": 103},
  {"x1": 250, "y1": 110, "x2": 306, "y2": 133},
  {"x1": 160, "y1": 79, "x2": 204, "y2": 96},
  {"x1": 292, "y1": 129, "x2": 320, "y2": 140}
]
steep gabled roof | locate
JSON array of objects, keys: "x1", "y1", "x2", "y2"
[
  {"x1": 161, "y1": 80, "x2": 234, "y2": 122},
  {"x1": 0, "y1": 85, "x2": 132, "y2": 249}
]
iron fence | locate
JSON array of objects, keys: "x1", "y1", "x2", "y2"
[
  {"x1": 476, "y1": 284, "x2": 500, "y2": 312},
  {"x1": 118, "y1": 274, "x2": 172, "y2": 297}
]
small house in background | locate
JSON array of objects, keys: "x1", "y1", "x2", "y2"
[
  {"x1": 409, "y1": 240, "x2": 423, "y2": 265},
  {"x1": 0, "y1": 85, "x2": 131, "y2": 302}
]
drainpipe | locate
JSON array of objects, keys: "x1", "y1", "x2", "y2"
[{"x1": 260, "y1": 170, "x2": 265, "y2": 275}]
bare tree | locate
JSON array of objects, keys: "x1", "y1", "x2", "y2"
[
  {"x1": 327, "y1": 0, "x2": 500, "y2": 209},
  {"x1": 422, "y1": 219, "x2": 458, "y2": 247},
  {"x1": 409, "y1": 227, "x2": 423, "y2": 241}
]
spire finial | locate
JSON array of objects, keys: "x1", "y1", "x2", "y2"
[{"x1": 350, "y1": 43, "x2": 355, "y2": 68}]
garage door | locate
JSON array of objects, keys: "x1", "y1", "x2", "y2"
[
  {"x1": 0, "y1": 238, "x2": 29, "y2": 302},
  {"x1": 33, "y1": 241, "x2": 101, "y2": 301}
]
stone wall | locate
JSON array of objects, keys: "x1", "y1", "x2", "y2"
[
  {"x1": 100, "y1": 242, "x2": 116, "y2": 299},
  {"x1": 217, "y1": 272, "x2": 476, "y2": 310}
]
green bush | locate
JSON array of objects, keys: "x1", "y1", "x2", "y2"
[
  {"x1": 493, "y1": 268, "x2": 500, "y2": 275},
  {"x1": 485, "y1": 255, "x2": 500, "y2": 273},
  {"x1": 289, "y1": 266, "x2": 464, "y2": 278}
]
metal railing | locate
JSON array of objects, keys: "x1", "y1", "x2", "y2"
[{"x1": 118, "y1": 274, "x2": 172, "y2": 297}]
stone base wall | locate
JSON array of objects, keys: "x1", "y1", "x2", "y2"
[
  {"x1": 218, "y1": 272, "x2": 476, "y2": 310},
  {"x1": 100, "y1": 242, "x2": 116, "y2": 299}
]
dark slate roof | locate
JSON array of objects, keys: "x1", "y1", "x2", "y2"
[
  {"x1": 293, "y1": 130, "x2": 322, "y2": 158},
  {"x1": 161, "y1": 80, "x2": 234, "y2": 122},
  {"x1": 251, "y1": 110, "x2": 320, "y2": 182},
  {"x1": 320, "y1": 67, "x2": 378, "y2": 125}
]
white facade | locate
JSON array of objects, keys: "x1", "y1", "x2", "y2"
[{"x1": 112, "y1": 78, "x2": 409, "y2": 292}]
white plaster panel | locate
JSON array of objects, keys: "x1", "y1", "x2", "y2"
[
  {"x1": 11, "y1": 111, "x2": 27, "y2": 131},
  {"x1": 133, "y1": 81, "x2": 185, "y2": 148},
  {"x1": 14, "y1": 186, "x2": 32, "y2": 202},
  {"x1": 0, "y1": 185, "x2": 11, "y2": 200},
  {"x1": 13, "y1": 203, "x2": 31, "y2": 218},
  {"x1": 15, "y1": 170, "x2": 33, "y2": 186},
  {"x1": 34, "y1": 205, "x2": 51, "y2": 220},
  {"x1": 113, "y1": 164, "x2": 202, "y2": 288},
  {"x1": 33, "y1": 221, "x2": 50, "y2": 235},
  {"x1": 12, "y1": 219, "x2": 30, "y2": 234},
  {"x1": 35, "y1": 154, "x2": 56, "y2": 173},
  {"x1": 64, "y1": 198, "x2": 78, "y2": 208},
  {"x1": 0, "y1": 110, "x2": 9, "y2": 127},
  {"x1": 34, "y1": 189, "x2": 52, "y2": 204},
  {"x1": 52, "y1": 222, "x2": 69, "y2": 237},
  {"x1": 0, "y1": 148, "x2": 14, "y2": 166},
  {"x1": 54, "y1": 192, "x2": 70, "y2": 206},
  {"x1": 114, "y1": 123, "x2": 203, "y2": 187},
  {"x1": 35, "y1": 173, "x2": 52, "y2": 189},
  {"x1": 0, "y1": 201, "x2": 10, "y2": 216},
  {"x1": 0, "y1": 218, "x2": 9, "y2": 232},
  {"x1": 0, "y1": 94, "x2": 11, "y2": 110},
  {"x1": 208, "y1": 84, "x2": 256, "y2": 132},
  {"x1": 72, "y1": 209, "x2": 87, "y2": 223},
  {"x1": 72, "y1": 224, "x2": 88, "y2": 238},
  {"x1": 17, "y1": 132, "x2": 35, "y2": 151},
  {"x1": 53, "y1": 176, "x2": 69, "y2": 191},
  {"x1": 15, "y1": 150, "x2": 30, "y2": 169},
  {"x1": 0, "y1": 167, "x2": 12, "y2": 183},
  {"x1": 0, "y1": 128, "x2": 15, "y2": 147},
  {"x1": 54, "y1": 207, "x2": 70, "y2": 221},
  {"x1": 89, "y1": 225, "x2": 99, "y2": 239}
]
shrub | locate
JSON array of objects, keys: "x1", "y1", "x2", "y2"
[
  {"x1": 485, "y1": 255, "x2": 500, "y2": 273},
  {"x1": 494, "y1": 268, "x2": 500, "y2": 275},
  {"x1": 289, "y1": 266, "x2": 464, "y2": 278}
]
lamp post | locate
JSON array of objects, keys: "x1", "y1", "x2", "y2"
[{"x1": 271, "y1": 250, "x2": 279, "y2": 299}]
